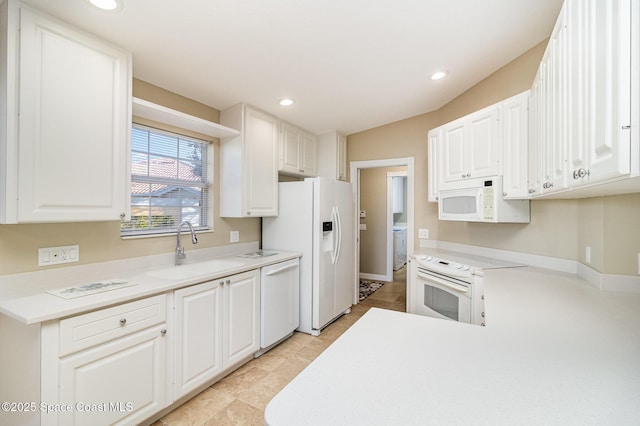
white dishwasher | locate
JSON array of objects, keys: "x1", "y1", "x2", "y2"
[{"x1": 257, "y1": 257, "x2": 300, "y2": 356}]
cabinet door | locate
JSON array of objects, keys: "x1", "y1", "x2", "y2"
[
  {"x1": 18, "y1": 6, "x2": 130, "y2": 222},
  {"x1": 502, "y1": 92, "x2": 529, "y2": 199},
  {"x1": 541, "y1": 4, "x2": 568, "y2": 194},
  {"x1": 280, "y1": 122, "x2": 301, "y2": 174},
  {"x1": 568, "y1": 0, "x2": 631, "y2": 185},
  {"x1": 528, "y1": 73, "x2": 543, "y2": 196},
  {"x1": 59, "y1": 325, "x2": 167, "y2": 425},
  {"x1": 244, "y1": 107, "x2": 279, "y2": 216},
  {"x1": 223, "y1": 270, "x2": 260, "y2": 368},
  {"x1": 466, "y1": 105, "x2": 500, "y2": 179},
  {"x1": 174, "y1": 281, "x2": 223, "y2": 399},
  {"x1": 427, "y1": 128, "x2": 440, "y2": 202},
  {"x1": 299, "y1": 130, "x2": 317, "y2": 175},
  {"x1": 442, "y1": 121, "x2": 466, "y2": 183}
]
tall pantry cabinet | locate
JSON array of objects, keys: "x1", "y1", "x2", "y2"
[{"x1": 0, "y1": 0, "x2": 131, "y2": 223}]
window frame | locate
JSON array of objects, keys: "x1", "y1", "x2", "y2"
[{"x1": 121, "y1": 123, "x2": 214, "y2": 238}]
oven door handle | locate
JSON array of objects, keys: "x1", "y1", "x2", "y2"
[{"x1": 416, "y1": 272, "x2": 469, "y2": 294}]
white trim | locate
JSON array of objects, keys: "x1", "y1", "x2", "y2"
[
  {"x1": 427, "y1": 240, "x2": 640, "y2": 294},
  {"x1": 351, "y1": 158, "x2": 415, "y2": 305},
  {"x1": 359, "y1": 273, "x2": 388, "y2": 282},
  {"x1": 578, "y1": 263, "x2": 640, "y2": 293},
  {"x1": 435, "y1": 241, "x2": 578, "y2": 274}
]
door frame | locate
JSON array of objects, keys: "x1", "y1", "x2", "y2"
[{"x1": 350, "y1": 157, "x2": 415, "y2": 305}]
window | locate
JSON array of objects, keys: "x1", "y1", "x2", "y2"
[{"x1": 121, "y1": 124, "x2": 211, "y2": 237}]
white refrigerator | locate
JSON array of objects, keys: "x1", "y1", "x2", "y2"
[{"x1": 262, "y1": 177, "x2": 354, "y2": 336}]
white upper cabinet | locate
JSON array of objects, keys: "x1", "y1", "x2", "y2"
[
  {"x1": 529, "y1": 0, "x2": 638, "y2": 198},
  {"x1": 566, "y1": 0, "x2": 632, "y2": 186},
  {"x1": 0, "y1": 1, "x2": 131, "y2": 223},
  {"x1": 279, "y1": 121, "x2": 317, "y2": 177},
  {"x1": 220, "y1": 104, "x2": 279, "y2": 217},
  {"x1": 317, "y1": 131, "x2": 348, "y2": 181},
  {"x1": 441, "y1": 104, "x2": 500, "y2": 184},
  {"x1": 502, "y1": 91, "x2": 530, "y2": 199}
]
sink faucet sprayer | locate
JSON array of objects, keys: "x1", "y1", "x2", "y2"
[{"x1": 175, "y1": 221, "x2": 198, "y2": 265}]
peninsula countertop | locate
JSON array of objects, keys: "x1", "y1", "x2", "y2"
[{"x1": 265, "y1": 266, "x2": 640, "y2": 425}]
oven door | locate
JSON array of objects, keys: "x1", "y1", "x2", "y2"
[{"x1": 413, "y1": 267, "x2": 472, "y2": 323}]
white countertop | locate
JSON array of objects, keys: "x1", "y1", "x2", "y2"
[
  {"x1": 0, "y1": 242, "x2": 300, "y2": 324},
  {"x1": 265, "y1": 266, "x2": 640, "y2": 425}
]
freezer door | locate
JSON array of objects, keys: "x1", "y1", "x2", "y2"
[{"x1": 333, "y1": 180, "x2": 355, "y2": 315}]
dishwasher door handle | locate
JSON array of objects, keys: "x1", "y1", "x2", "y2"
[{"x1": 264, "y1": 262, "x2": 298, "y2": 276}]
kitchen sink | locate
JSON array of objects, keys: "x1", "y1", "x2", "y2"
[{"x1": 146, "y1": 259, "x2": 245, "y2": 280}]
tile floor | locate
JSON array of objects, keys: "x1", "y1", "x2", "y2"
[{"x1": 152, "y1": 267, "x2": 406, "y2": 426}]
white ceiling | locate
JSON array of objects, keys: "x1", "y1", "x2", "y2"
[{"x1": 23, "y1": 0, "x2": 563, "y2": 135}]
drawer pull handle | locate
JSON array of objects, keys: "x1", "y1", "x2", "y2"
[
  {"x1": 161, "y1": 329, "x2": 167, "y2": 336},
  {"x1": 119, "y1": 318, "x2": 127, "y2": 326}
]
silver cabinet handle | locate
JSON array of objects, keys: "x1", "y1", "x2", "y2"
[
  {"x1": 119, "y1": 318, "x2": 127, "y2": 326},
  {"x1": 528, "y1": 188, "x2": 536, "y2": 194},
  {"x1": 219, "y1": 280, "x2": 225, "y2": 286},
  {"x1": 225, "y1": 279, "x2": 231, "y2": 284},
  {"x1": 161, "y1": 329, "x2": 167, "y2": 336}
]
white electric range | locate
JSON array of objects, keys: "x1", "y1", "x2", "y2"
[{"x1": 408, "y1": 250, "x2": 524, "y2": 326}]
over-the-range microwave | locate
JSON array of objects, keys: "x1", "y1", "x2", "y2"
[{"x1": 438, "y1": 176, "x2": 530, "y2": 223}]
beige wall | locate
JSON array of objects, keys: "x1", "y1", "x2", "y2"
[
  {"x1": 0, "y1": 79, "x2": 261, "y2": 275},
  {"x1": 359, "y1": 166, "x2": 406, "y2": 276},
  {"x1": 348, "y1": 40, "x2": 640, "y2": 276}
]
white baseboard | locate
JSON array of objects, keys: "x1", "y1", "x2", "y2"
[
  {"x1": 578, "y1": 263, "x2": 640, "y2": 293},
  {"x1": 359, "y1": 273, "x2": 390, "y2": 282}
]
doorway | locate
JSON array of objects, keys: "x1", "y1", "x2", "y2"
[{"x1": 350, "y1": 158, "x2": 414, "y2": 306}]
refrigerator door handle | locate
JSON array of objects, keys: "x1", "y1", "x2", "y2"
[
  {"x1": 334, "y1": 205, "x2": 342, "y2": 265},
  {"x1": 330, "y1": 206, "x2": 338, "y2": 265}
]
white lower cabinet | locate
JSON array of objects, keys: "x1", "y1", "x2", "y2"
[
  {"x1": 173, "y1": 270, "x2": 260, "y2": 400},
  {"x1": 46, "y1": 294, "x2": 169, "y2": 426},
  {"x1": 10, "y1": 270, "x2": 263, "y2": 425}
]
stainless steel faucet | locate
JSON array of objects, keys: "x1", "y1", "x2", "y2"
[{"x1": 175, "y1": 221, "x2": 198, "y2": 265}]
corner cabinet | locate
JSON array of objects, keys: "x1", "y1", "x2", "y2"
[
  {"x1": 0, "y1": 0, "x2": 132, "y2": 223},
  {"x1": 220, "y1": 104, "x2": 279, "y2": 217},
  {"x1": 317, "y1": 131, "x2": 348, "y2": 181},
  {"x1": 279, "y1": 121, "x2": 317, "y2": 177}
]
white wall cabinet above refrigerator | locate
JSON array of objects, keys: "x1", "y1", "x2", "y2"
[
  {"x1": 220, "y1": 104, "x2": 279, "y2": 217},
  {"x1": 279, "y1": 121, "x2": 317, "y2": 177},
  {"x1": 317, "y1": 131, "x2": 348, "y2": 181},
  {"x1": 0, "y1": 0, "x2": 132, "y2": 223}
]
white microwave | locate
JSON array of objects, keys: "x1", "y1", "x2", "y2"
[{"x1": 438, "y1": 176, "x2": 530, "y2": 223}]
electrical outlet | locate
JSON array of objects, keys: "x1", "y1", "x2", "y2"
[
  {"x1": 637, "y1": 253, "x2": 640, "y2": 275},
  {"x1": 418, "y1": 228, "x2": 429, "y2": 239},
  {"x1": 359, "y1": 224, "x2": 367, "y2": 231},
  {"x1": 39, "y1": 245, "x2": 79, "y2": 266},
  {"x1": 230, "y1": 230, "x2": 239, "y2": 243},
  {"x1": 585, "y1": 246, "x2": 591, "y2": 264}
]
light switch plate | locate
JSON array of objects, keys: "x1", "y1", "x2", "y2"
[
  {"x1": 230, "y1": 230, "x2": 239, "y2": 243},
  {"x1": 39, "y1": 245, "x2": 79, "y2": 266}
]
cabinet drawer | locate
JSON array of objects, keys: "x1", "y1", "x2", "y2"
[{"x1": 59, "y1": 294, "x2": 167, "y2": 357}]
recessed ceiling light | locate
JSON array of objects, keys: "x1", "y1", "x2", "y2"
[
  {"x1": 86, "y1": 0, "x2": 123, "y2": 12},
  {"x1": 430, "y1": 70, "x2": 448, "y2": 80},
  {"x1": 279, "y1": 98, "x2": 295, "y2": 107}
]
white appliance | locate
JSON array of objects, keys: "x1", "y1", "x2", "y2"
[
  {"x1": 262, "y1": 178, "x2": 354, "y2": 336},
  {"x1": 438, "y1": 176, "x2": 530, "y2": 223},
  {"x1": 257, "y1": 257, "x2": 300, "y2": 356},
  {"x1": 392, "y1": 226, "x2": 407, "y2": 270},
  {"x1": 409, "y1": 251, "x2": 524, "y2": 326}
]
